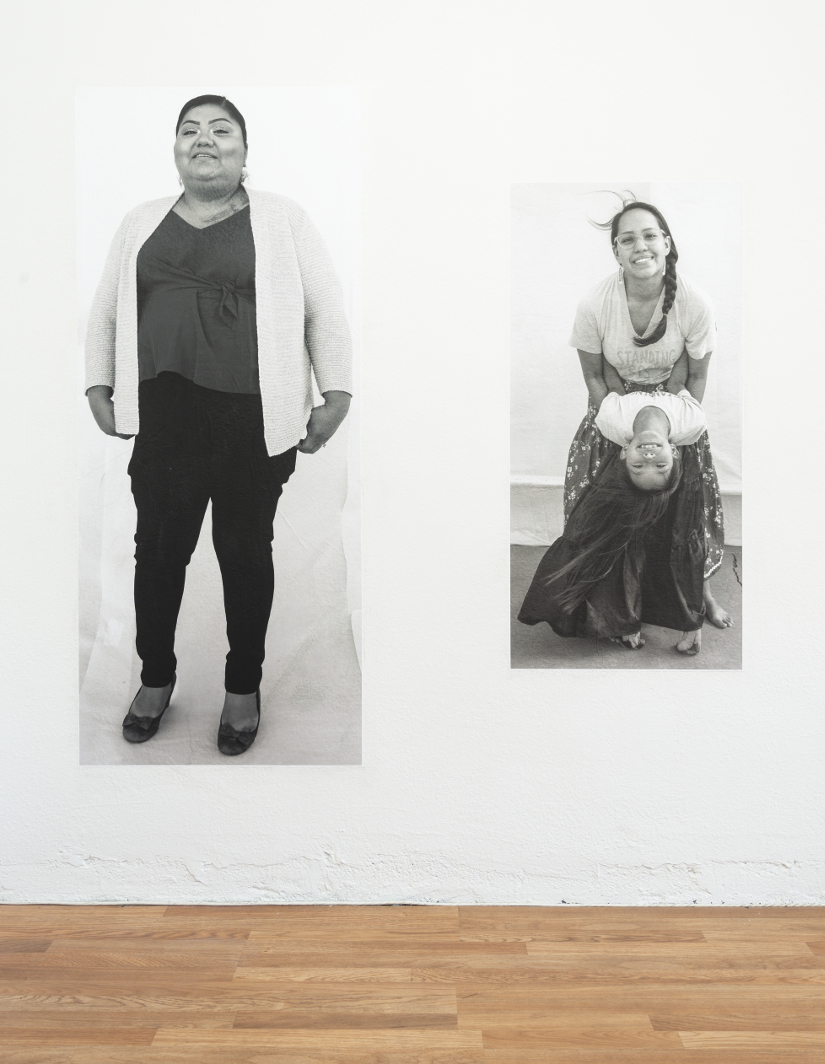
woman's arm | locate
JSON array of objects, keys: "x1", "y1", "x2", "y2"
[
  {"x1": 85, "y1": 218, "x2": 127, "y2": 397},
  {"x1": 684, "y1": 351, "x2": 712, "y2": 403},
  {"x1": 297, "y1": 390, "x2": 352, "y2": 454},
  {"x1": 86, "y1": 385, "x2": 134, "y2": 440},
  {"x1": 290, "y1": 206, "x2": 353, "y2": 397},
  {"x1": 665, "y1": 348, "x2": 689, "y2": 394},
  {"x1": 601, "y1": 356, "x2": 626, "y2": 395},
  {"x1": 577, "y1": 350, "x2": 610, "y2": 407}
]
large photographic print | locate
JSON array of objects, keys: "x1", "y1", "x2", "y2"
[
  {"x1": 511, "y1": 183, "x2": 742, "y2": 669},
  {"x1": 78, "y1": 87, "x2": 361, "y2": 762}
]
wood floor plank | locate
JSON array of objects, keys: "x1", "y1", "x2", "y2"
[
  {"x1": 480, "y1": 1026, "x2": 681, "y2": 1049},
  {"x1": 416, "y1": 965, "x2": 825, "y2": 986},
  {"x1": 0, "y1": 980, "x2": 429, "y2": 1009},
  {"x1": 240, "y1": 940, "x2": 527, "y2": 958},
  {"x1": 235, "y1": 949, "x2": 825, "y2": 977},
  {"x1": 0, "y1": 966, "x2": 241, "y2": 983},
  {"x1": 0, "y1": 1050, "x2": 483, "y2": 1064},
  {"x1": 152, "y1": 1027, "x2": 483, "y2": 1048},
  {"x1": 461, "y1": 906, "x2": 825, "y2": 920},
  {"x1": 45, "y1": 932, "x2": 251, "y2": 947},
  {"x1": 0, "y1": 949, "x2": 243, "y2": 970},
  {"x1": 481, "y1": 1052, "x2": 825, "y2": 1063},
  {"x1": 524, "y1": 939, "x2": 817, "y2": 956},
  {"x1": 232, "y1": 1010, "x2": 458, "y2": 1029},
  {"x1": 247, "y1": 930, "x2": 470, "y2": 945},
  {"x1": 458, "y1": 1009, "x2": 654, "y2": 1029},
  {"x1": 0, "y1": 939, "x2": 52, "y2": 953},
  {"x1": 0, "y1": 1025, "x2": 157, "y2": 1044},
  {"x1": 456, "y1": 984, "x2": 825, "y2": 1007},
  {"x1": 0, "y1": 908, "x2": 168, "y2": 931},
  {"x1": 0, "y1": 1008, "x2": 236, "y2": 1028},
  {"x1": 680, "y1": 1029, "x2": 825, "y2": 1049},
  {"x1": 651, "y1": 1007, "x2": 825, "y2": 1030},
  {"x1": 236, "y1": 948, "x2": 529, "y2": 974},
  {"x1": 164, "y1": 905, "x2": 460, "y2": 928},
  {"x1": 462, "y1": 931, "x2": 707, "y2": 943}
]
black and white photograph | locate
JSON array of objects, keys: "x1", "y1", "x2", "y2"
[
  {"x1": 511, "y1": 183, "x2": 742, "y2": 669},
  {"x1": 77, "y1": 87, "x2": 361, "y2": 763}
]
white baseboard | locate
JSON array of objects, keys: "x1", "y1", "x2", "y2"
[{"x1": 511, "y1": 480, "x2": 742, "y2": 547}]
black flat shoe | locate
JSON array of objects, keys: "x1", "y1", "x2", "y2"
[
  {"x1": 122, "y1": 676, "x2": 176, "y2": 743},
  {"x1": 217, "y1": 689, "x2": 261, "y2": 756}
]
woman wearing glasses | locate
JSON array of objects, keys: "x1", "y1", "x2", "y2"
[{"x1": 518, "y1": 198, "x2": 731, "y2": 653}]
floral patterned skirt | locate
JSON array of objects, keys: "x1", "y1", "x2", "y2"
[{"x1": 563, "y1": 382, "x2": 725, "y2": 580}]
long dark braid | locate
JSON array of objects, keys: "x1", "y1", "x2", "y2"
[
  {"x1": 591, "y1": 196, "x2": 679, "y2": 348},
  {"x1": 633, "y1": 241, "x2": 678, "y2": 348}
]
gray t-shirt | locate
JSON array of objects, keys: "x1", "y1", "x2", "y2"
[{"x1": 570, "y1": 271, "x2": 717, "y2": 385}]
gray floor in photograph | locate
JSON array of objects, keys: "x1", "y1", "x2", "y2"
[{"x1": 511, "y1": 545, "x2": 742, "y2": 670}]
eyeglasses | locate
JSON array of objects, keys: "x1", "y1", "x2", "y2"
[{"x1": 615, "y1": 228, "x2": 667, "y2": 250}]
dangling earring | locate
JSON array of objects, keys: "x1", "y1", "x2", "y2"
[
  {"x1": 618, "y1": 265, "x2": 624, "y2": 283},
  {"x1": 178, "y1": 175, "x2": 183, "y2": 187},
  {"x1": 241, "y1": 166, "x2": 249, "y2": 183}
]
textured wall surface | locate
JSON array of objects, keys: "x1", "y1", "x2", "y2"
[{"x1": 2, "y1": 1, "x2": 822, "y2": 906}]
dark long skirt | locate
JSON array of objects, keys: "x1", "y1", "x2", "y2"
[
  {"x1": 563, "y1": 381, "x2": 725, "y2": 579},
  {"x1": 518, "y1": 382, "x2": 725, "y2": 639}
]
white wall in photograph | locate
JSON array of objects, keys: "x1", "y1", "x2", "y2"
[{"x1": 1, "y1": 1, "x2": 822, "y2": 905}]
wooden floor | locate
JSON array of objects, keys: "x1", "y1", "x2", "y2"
[{"x1": 1, "y1": 905, "x2": 824, "y2": 1062}]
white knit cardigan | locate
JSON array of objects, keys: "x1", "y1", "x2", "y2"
[{"x1": 85, "y1": 189, "x2": 353, "y2": 456}]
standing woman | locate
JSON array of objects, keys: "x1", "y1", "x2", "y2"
[
  {"x1": 85, "y1": 95, "x2": 352, "y2": 753},
  {"x1": 519, "y1": 196, "x2": 731, "y2": 652}
]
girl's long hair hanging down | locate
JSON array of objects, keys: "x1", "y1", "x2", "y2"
[{"x1": 545, "y1": 450, "x2": 684, "y2": 612}]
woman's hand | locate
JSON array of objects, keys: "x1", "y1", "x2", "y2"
[
  {"x1": 297, "y1": 390, "x2": 352, "y2": 454},
  {"x1": 87, "y1": 386, "x2": 134, "y2": 439},
  {"x1": 684, "y1": 351, "x2": 712, "y2": 404},
  {"x1": 666, "y1": 348, "x2": 689, "y2": 394}
]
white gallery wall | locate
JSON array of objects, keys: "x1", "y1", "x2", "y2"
[{"x1": 1, "y1": 0, "x2": 823, "y2": 904}]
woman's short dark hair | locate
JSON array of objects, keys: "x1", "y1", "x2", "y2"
[
  {"x1": 176, "y1": 95, "x2": 247, "y2": 147},
  {"x1": 545, "y1": 448, "x2": 684, "y2": 611}
]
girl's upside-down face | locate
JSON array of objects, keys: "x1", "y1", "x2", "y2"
[{"x1": 621, "y1": 430, "x2": 676, "y2": 491}]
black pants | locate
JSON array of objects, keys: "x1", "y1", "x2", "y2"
[{"x1": 128, "y1": 373, "x2": 297, "y2": 694}]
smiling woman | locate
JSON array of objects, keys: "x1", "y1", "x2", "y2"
[
  {"x1": 515, "y1": 190, "x2": 736, "y2": 660},
  {"x1": 82, "y1": 91, "x2": 357, "y2": 760}
]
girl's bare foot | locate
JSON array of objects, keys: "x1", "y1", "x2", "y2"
[
  {"x1": 611, "y1": 630, "x2": 645, "y2": 650},
  {"x1": 703, "y1": 580, "x2": 733, "y2": 628},
  {"x1": 676, "y1": 629, "x2": 701, "y2": 655}
]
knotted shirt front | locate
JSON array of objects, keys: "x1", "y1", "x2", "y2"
[{"x1": 137, "y1": 205, "x2": 259, "y2": 394}]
